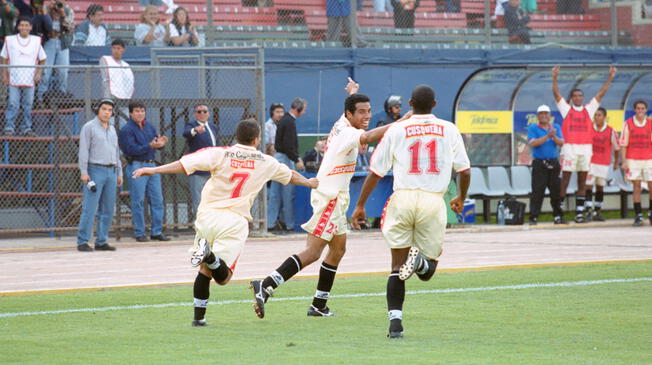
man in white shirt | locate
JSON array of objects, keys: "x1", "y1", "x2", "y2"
[
  {"x1": 1, "y1": 16, "x2": 47, "y2": 136},
  {"x1": 74, "y1": 4, "x2": 111, "y2": 46},
  {"x1": 352, "y1": 85, "x2": 471, "y2": 338},
  {"x1": 99, "y1": 38, "x2": 133, "y2": 127},
  {"x1": 264, "y1": 102, "x2": 285, "y2": 155},
  {"x1": 131, "y1": 119, "x2": 318, "y2": 327}
]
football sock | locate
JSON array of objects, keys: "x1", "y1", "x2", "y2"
[
  {"x1": 595, "y1": 190, "x2": 604, "y2": 211},
  {"x1": 262, "y1": 254, "x2": 303, "y2": 290},
  {"x1": 193, "y1": 272, "x2": 211, "y2": 320},
  {"x1": 417, "y1": 259, "x2": 438, "y2": 281},
  {"x1": 634, "y1": 202, "x2": 642, "y2": 216},
  {"x1": 585, "y1": 190, "x2": 593, "y2": 209},
  {"x1": 649, "y1": 200, "x2": 652, "y2": 216},
  {"x1": 209, "y1": 258, "x2": 229, "y2": 284},
  {"x1": 312, "y1": 262, "x2": 338, "y2": 309},
  {"x1": 387, "y1": 271, "x2": 405, "y2": 333},
  {"x1": 576, "y1": 196, "x2": 586, "y2": 213},
  {"x1": 204, "y1": 252, "x2": 216, "y2": 265}
]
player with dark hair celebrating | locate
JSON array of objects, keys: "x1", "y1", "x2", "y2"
[
  {"x1": 132, "y1": 119, "x2": 319, "y2": 327},
  {"x1": 352, "y1": 85, "x2": 471, "y2": 338},
  {"x1": 251, "y1": 78, "x2": 406, "y2": 318}
]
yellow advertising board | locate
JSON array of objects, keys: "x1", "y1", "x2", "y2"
[
  {"x1": 605, "y1": 109, "x2": 624, "y2": 132},
  {"x1": 456, "y1": 111, "x2": 513, "y2": 134}
]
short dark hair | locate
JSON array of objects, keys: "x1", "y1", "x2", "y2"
[
  {"x1": 344, "y1": 94, "x2": 370, "y2": 115},
  {"x1": 596, "y1": 107, "x2": 607, "y2": 116},
  {"x1": 633, "y1": 100, "x2": 648, "y2": 109},
  {"x1": 291, "y1": 98, "x2": 306, "y2": 113},
  {"x1": 111, "y1": 38, "x2": 126, "y2": 48},
  {"x1": 411, "y1": 85, "x2": 436, "y2": 112},
  {"x1": 128, "y1": 101, "x2": 146, "y2": 113},
  {"x1": 236, "y1": 119, "x2": 261, "y2": 145},
  {"x1": 86, "y1": 4, "x2": 104, "y2": 18},
  {"x1": 570, "y1": 89, "x2": 584, "y2": 97},
  {"x1": 269, "y1": 103, "x2": 284, "y2": 118},
  {"x1": 96, "y1": 99, "x2": 115, "y2": 114},
  {"x1": 16, "y1": 16, "x2": 32, "y2": 27}
]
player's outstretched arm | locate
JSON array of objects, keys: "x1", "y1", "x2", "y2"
[
  {"x1": 351, "y1": 172, "x2": 382, "y2": 230},
  {"x1": 289, "y1": 171, "x2": 319, "y2": 189},
  {"x1": 132, "y1": 161, "x2": 184, "y2": 178},
  {"x1": 594, "y1": 65, "x2": 617, "y2": 103},
  {"x1": 551, "y1": 65, "x2": 563, "y2": 103},
  {"x1": 359, "y1": 110, "x2": 412, "y2": 145},
  {"x1": 450, "y1": 169, "x2": 471, "y2": 214}
]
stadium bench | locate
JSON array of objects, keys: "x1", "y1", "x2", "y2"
[
  {"x1": 488, "y1": 166, "x2": 529, "y2": 197},
  {"x1": 468, "y1": 167, "x2": 506, "y2": 222}
]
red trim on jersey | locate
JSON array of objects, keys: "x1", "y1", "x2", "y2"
[
  {"x1": 312, "y1": 197, "x2": 338, "y2": 237},
  {"x1": 380, "y1": 193, "x2": 394, "y2": 231},
  {"x1": 229, "y1": 254, "x2": 240, "y2": 272}
]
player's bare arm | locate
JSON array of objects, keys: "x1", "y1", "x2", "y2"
[
  {"x1": 351, "y1": 172, "x2": 382, "y2": 230},
  {"x1": 289, "y1": 171, "x2": 319, "y2": 189},
  {"x1": 449, "y1": 169, "x2": 471, "y2": 214},
  {"x1": 594, "y1": 66, "x2": 617, "y2": 103},
  {"x1": 132, "y1": 161, "x2": 184, "y2": 178},
  {"x1": 551, "y1": 65, "x2": 563, "y2": 103}
]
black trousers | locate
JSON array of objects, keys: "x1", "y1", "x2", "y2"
[{"x1": 530, "y1": 159, "x2": 563, "y2": 219}]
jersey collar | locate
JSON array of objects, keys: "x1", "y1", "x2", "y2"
[
  {"x1": 633, "y1": 116, "x2": 648, "y2": 128},
  {"x1": 234, "y1": 143, "x2": 257, "y2": 151},
  {"x1": 593, "y1": 123, "x2": 608, "y2": 132}
]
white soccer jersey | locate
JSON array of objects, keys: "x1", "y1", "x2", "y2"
[
  {"x1": 180, "y1": 144, "x2": 293, "y2": 221},
  {"x1": 315, "y1": 114, "x2": 365, "y2": 199},
  {"x1": 0, "y1": 34, "x2": 46, "y2": 87},
  {"x1": 370, "y1": 114, "x2": 470, "y2": 193}
]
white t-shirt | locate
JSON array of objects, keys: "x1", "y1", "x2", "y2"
[
  {"x1": 99, "y1": 56, "x2": 134, "y2": 99},
  {"x1": 180, "y1": 144, "x2": 293, "y2": 221},
  {"x1": 315, "y1": 114, "x2": 365, "y2": 199},
  {"x1": 0, "y1": 35, "x2": 47, "y2": 87},
  {"x1": 556, "y1": 97, "x2": 600, "y2": 120},
  {"x1": 168, "y1": 24, "x2": 195, "y2": 46},
  {"x1": 85, "y1": 24, "x2": 107, "y2": 46},
  {"x1": 370, "y1": 114, "x2": 470, "y2": 193},
  {"x1": 134, "y1": 23, "x2": 167, "y2": 47}
]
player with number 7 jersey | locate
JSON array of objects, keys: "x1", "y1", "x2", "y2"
[{"x1": 131, "y1": 119, "x2": 318, "y2": 327}]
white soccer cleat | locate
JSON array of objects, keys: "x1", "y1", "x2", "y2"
[
  {"x1": 190, "y1": 238, "x2": 210, "y2": 267},
  {"x1": 399, "y1": 247, "x2": 423, "y2": 281}
]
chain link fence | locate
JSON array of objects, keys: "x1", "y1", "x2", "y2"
[{"x1": 0, "y1": 49, "x2": 266, "y2": 237}]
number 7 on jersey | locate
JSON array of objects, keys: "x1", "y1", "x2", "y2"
[{"x1": 230, "y1": 172, "x2": 250, "y2": 198}]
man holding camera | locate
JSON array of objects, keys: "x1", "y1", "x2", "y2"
[
  {"x1": 37, "y1": 0, "x2": 74, "y2": 102},
  {"x1": 77, "y1": 99, "x2": 123, "y2": 252}
]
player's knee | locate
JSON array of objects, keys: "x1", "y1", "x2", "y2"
[{"x1": 330, "y1": 245, "x2": 346, "y2": 259}]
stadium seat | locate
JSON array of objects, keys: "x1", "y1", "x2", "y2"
[
  {"x1": 488, "y1": 166, "x2": 529, "y2": 196},
  {"x1": 613, "y1": 168, "x2": 633, "y2": 193},
  {"x1": 510, "y1": 165, "x2": 532, "y2": 195},
  {"x1": 468, "y1": 167, "x2": 505, "y2": 222}
]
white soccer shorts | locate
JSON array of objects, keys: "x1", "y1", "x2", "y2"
[
  {"x1": 301, "y1": 190, "x2": 350, "y2": 242},
  {"x1": 561, "y1": 144, "x2": 592, "y2": 172},
  {"x1": 586, "y1": 163, "x2": 609, "y2": 187},
  {"x1": 193, "y1": 209, "x2": 249, "y2": 271},
  {"x1": 626, "y1": 159, "x2": 652, "y2": 182}
]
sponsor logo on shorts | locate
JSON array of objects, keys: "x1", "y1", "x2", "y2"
[
  {"x1": 404, "y1": 123, "x2": 444, "y2": 138},
  {"x1": 327, "y1": 163, "x2": 356, "y2": 176},
  {"x1": 230, "y1": 159, "x2": 255, "y2": 169}
]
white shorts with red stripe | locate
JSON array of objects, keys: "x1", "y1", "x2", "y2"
[
  {"x1": 626, "y1": 159, "x2": 652, "y2": 182},
  {"x1": 301, "y1": 189, "x2": 350, "y2": 242},
  {"x1": 193, "y1": 208, "x2": 249, "y2": 272},
  {"x1": 560, "y1": 144, "x2": 592, "y2": 172},
  {"x1": 586, "y1": 163, "x2": 610, "y2": 187},
  {"x1": 381, "y1": 189, "x2": 446, "y2": 260}
]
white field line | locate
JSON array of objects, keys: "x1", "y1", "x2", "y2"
[{"x1": 1, "y1": 277, "x2": 651, "y2": 319}]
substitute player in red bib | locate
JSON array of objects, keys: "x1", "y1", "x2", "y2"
[
  {"x1": 584, "y1": 107, "x2": 619, "y2": 221},
  {"x1": 552, "y1": 65, "x2": 616, "y2": 223},
  {"x1": 620, "y1": 100, "x2": 652, "y2": 226},
  {"x1": 250, "y1": 78, "x2": 400, "y2": 319},
  {"x1": 352, "y1": 85, "x2": 471, "y2": 338},
  {"x1": 132, "y1": 119, "x2": 318, "y2": 327}
]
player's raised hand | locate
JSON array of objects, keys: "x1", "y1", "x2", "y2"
[
  {"x1": 344, "y1": 77, "x2": 360, "y2": 95},
  {"x1": 307, "y1": 177, "x2": 319, "y2": 189},
  {"x1": 351, "y1": 206, "x2": 367, "y2": 230},
  {"x1": 132, "y1": 168, "x2": 154, "y2": 178},
  {"x1": 552, "y1": 65, "x2": 560, "y2": 78},
  {"x1": 609, "y1": 65, "x2": 617, "y2": 78},
  {"x1": 449, "y1": 196, "x2": 465, "y2": 214}
]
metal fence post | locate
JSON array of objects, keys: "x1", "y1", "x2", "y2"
[
  {"x1": 611, "y1": 0, "x2": 618, "y2": 47},
  {"x1": 484, "y1": 0, "x2": 491, "y2": 45}
]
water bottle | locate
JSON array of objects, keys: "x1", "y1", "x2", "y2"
[{"x1": 497, "y1": 200, "x2": 505, "y2": 225}]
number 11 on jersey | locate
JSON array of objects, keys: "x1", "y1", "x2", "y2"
[{"x1": 408, "y1": 139, "x2": 440, "y2": 174}]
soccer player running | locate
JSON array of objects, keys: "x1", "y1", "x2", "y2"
[
  {"x1": 620, "y1": 100, "x2": 652, "y2": 227},
  {"x1": 351, "y1": 85, "x2": 471, "y2": 339},
  {"x1": 132, "y1": 119, "x2": 318, "y2": 327},
  {"x1": 584, "y1": 108, "x2": 619, "y2": 222},
  {"x1": 552, "y1": 65, "x2": 616, "y2": 223},
  {"x1": 250, "y1": 78, "x2": 399, "y2": 318}
]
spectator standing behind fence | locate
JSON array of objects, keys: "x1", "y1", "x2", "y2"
[
  {"x1": 119, "y1": 101, "x2": 171, "y2": 242},
  {"x1": 100, "y1": 38, "x2": 134, "y2": 101},
  {"x1": 355, "y1": 144, "x2": 371, "y2": 172},
  {"x1": 135, "y1": 5, "x2": 167, "y2": 47},
  {"x1": 268, "y1": 98, "x2": 307, "y2": 232},
  {"x1": 391, "y1": 0, "x2": 419, "y2": 29},
  {"x1": 0, "y1": 0, "x2": 18, "y2": 50},
  {"x1": 76, "y1": 99, "x2": 123, "y2": 252},
  {"x1": 165, "y1": 7, "x2": 199, "y2": 46},
  {"x1": 303, "y1": 137, "x2": 325, "y2": 173},
  {"x1": 265, "y1": 102, "x2": 285, "y2": 155},
  {"x1": 325, "y1": 0, "x2": 366, "y2": 47},
  {"x1": 1, "y1": 16, "x2": 46, "y2": 137},
  {"x1": 374, "y1": 95, "x2": 402, "y2": 127},
  {"x1": 29, "y1": 1, "x2": 52, "y2": 45},
  {"x1": 73, "y1": 4, "x2": 111, "y2": 46},
  {"x1": 504, "y1": 0, "x2": 530, "y2": 44},
  {"x1": 183, "y1": 104, "x2": 219, "y2": 217},
  {"x1": 37, "y1": 0, "x2": 73, "y2": 102},
  {"x1": 527, "y1": 105, "x2": 565, "y2": 225}
]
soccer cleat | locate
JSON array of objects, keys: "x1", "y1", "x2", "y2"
[
  {"x1": 250, "y1": 280, "x2": 272, "y2": 319},
  {"x1": 553, "y1": 216, "x2": 568, "y2": 225},
  {"x1": 399, "y1": 247, "x2": 424, "y2": 281},
  {"x1": 387, "y1": 319, "x2": 404, "y2": 339},
  {"x1": 307, "y1": 305, "x2": 335, "y2": 317},
  {"x1": 633, "y1": 214, "x2": 644, "y2": 227},
  {"x1": 592, "y1": 212, "x2": 606, "y2": 222},
  {"x1": 191, "y1": 319, "x2": 208, "y2": 327},
  {"x1": 574, "y1": 213, "x2": 585, "y2": 223},
  {"x1": 529, "y1": 217, "x2": 538, "y2": 226},
  {"x1": 584, "y1": 209, "x2": 593, "y2": 222},
  {"x1": 190, "y1": 238, "x2": 210, "y2": 267}
]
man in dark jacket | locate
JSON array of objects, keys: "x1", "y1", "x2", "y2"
[
  {"x1": 303, "y1": 137, "x2": 326, "y2": 173},
  {"x1": 391, "y1": 0, "x2": 419, "y2": 29},
  {"x1": 504, "y1": 0, "x2": 530, "y2": 44},
  {"x1": 182, "y1": 104, "x2": 219, "y2": 217}
]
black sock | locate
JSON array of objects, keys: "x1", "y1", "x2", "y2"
[
  {"x1": 387, "y1": 271, "x2": 405, "y2": 332},
  {"x1": 634, "y1": 202, "x2": 642, "y2": 215},
  {"x1": 262, "y1": 254, "x2": 303, "y2": 290},
  {"x1": 210, "y1": 258, "x2": 229, "y2": 284},
  {"x1": 312, "y1": 262, "x2": 338, "y2": 309},
  {"x1": 585, "y1": 189, "x2": 593, "y2": 207},
  {"x1": 193, "y1": 272, "x2": 211, "y2": 320},
  {"x1": 576, "y1": 196, "x2": 586, "y2": 213},
  {"x1": 649, "y1": 200, "x2": 652, "y2": 216},
  {"x1": 204, "y1": 252, "x2": 216, "y2": 265},
  {"x1": 595, "y1": 190, "x2": 604, "y2": 212},
  {"x1": 417, "y1": 260, "x2": 438, "y2": 281}
]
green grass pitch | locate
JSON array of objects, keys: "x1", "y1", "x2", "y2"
[{"x1": 1, "y1": 262, "x2": 651, "y2": 364}]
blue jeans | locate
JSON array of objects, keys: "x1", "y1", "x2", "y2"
[
  {"x1": 126, "y1": 161, "x2": 165, "y2": 237},
  {"x1": 38, "y1": 38, "x2": 69, "y2": 99},
  {"x1": 4, "y1": 86, "x2": 35, "y2": 133},
  {"x1": 77, "y1": 165, "x2": 118, "y2": 246},
  {"x1": 267, "y1": 152, "x2": 295, "y2": 229},
  {"x1": 188, "y1": 173, "x2": 209, "y2": 218}
]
